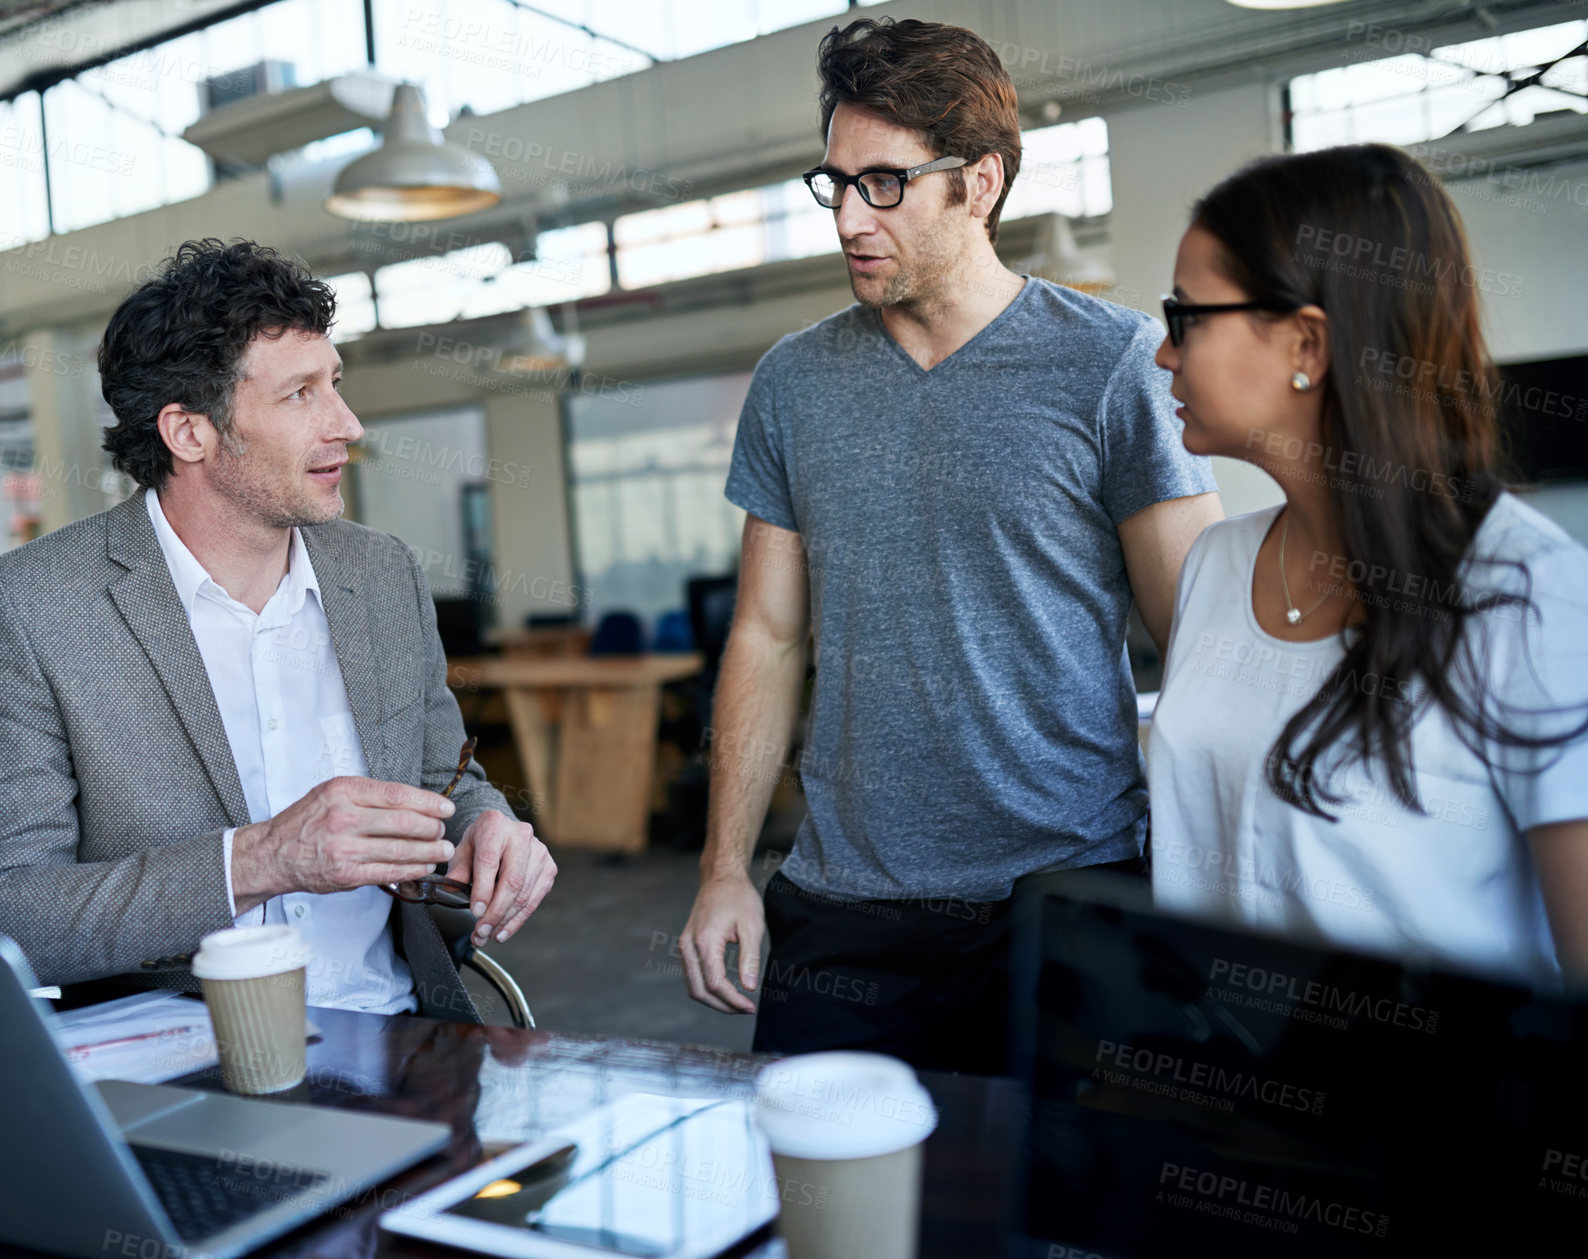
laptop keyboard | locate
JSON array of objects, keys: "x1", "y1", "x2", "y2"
[{"x1": 130, "y1": 1144, "x2": 331, "y2": 1242}]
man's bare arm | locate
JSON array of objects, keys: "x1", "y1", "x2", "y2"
[
  {"x1": 680, "y1": 514, "x2": 811, "y2": 1013},
  {"x1": 1117, "y1": 492, "x2": 1223, "y2": 659}
]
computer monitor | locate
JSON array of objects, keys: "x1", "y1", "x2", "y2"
[
  {"x1": 1018, "y1": 874, "x2": 1588, "y2": 1257},
  {"x1": 1498, "y1": 354, "x2": 1588, "y2": 481}
]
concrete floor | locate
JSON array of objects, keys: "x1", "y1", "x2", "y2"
[{"x1": 461, "y1": 823, "x2": 801, "y2": 1053}]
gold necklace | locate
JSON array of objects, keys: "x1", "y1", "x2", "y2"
[{"x1": 1279, "y1": 514, "x2": 1333, "y2": 625}]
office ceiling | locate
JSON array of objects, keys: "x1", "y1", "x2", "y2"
[
  {"x1": 0, "y1": 0, "x2": 80, "y2": 41},
  {"x1": 0, "y1": 0, "x2": 253, "y2": 99}
]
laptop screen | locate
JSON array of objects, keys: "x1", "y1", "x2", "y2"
[{"x1": 1019, "y1": 882, "x2": 1588, "y2": 1257}]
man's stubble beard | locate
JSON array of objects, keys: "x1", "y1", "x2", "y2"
[
  {"x1": 847, "y1": 213, "x2": 964, "y2": 313},
  {"x1": 210, "y1": 431, "x2": 343, "y2": 530}
]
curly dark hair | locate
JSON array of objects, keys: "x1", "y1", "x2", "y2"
[
  {"x1": 816, "y1": 17, "x2": 1021, "y2": 243},
  {"x1": 99, "y1": 238, "x2": 337, "y2": 491}
]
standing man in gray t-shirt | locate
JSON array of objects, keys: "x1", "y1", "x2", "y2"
[{"x1": 679, "y1": 16, "x2": 1222, "y2": 1073}]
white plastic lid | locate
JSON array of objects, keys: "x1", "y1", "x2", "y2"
[
  {"x1": 191, "y1": 925, "x2": 311, "y2": 980},
  {"x1": 754, "y1": 1052, "x2": 937, "y2": 1161}
]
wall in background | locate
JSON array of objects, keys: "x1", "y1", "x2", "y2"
[
  {"x1": 355, "y1": 406, "x2": 488, "y2": 598},
  {"x1": 337, "y1": 351, "x2": 577, "y2": 628},
  {"x1": 21, "y1": 323, "x2": 131, "y2": 535},
  {"x1": 1453, "y1": 155, "x2": 1588, "y2": 365},
  {"x1": 1105, "y1": 78, "x2": 1287, "y2": 521},
  {"x1": 484, "y1": 388, "x2": 579, "y2": 631}
]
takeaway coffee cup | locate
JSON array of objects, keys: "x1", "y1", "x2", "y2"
[
  {"x1": 754, "y1": 1052, "x2": 937, "y2": 1259},
  {"x1": 192, "y1": 925, "x2": 310, "y2": 1094}
]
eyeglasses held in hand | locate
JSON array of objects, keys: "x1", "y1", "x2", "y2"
[
  {"x1": 802, "y1": 155, "x2": 968, "y2": 210},
  {"x1": 382, "y1": 736, "x2": 477, "y2": 908},
  {"x1": 1160, "y1": 294, "x2": 1302, "y2": 347}
]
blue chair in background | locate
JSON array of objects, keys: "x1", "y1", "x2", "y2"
[{"x1": 652, "y1": 610, "x2": 695, "y2": 654}]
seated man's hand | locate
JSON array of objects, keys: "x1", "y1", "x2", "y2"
[
  {"x1": 445, "y1": 811, "x2": 556, "y2": 949},
  {"x1": 232, "y1": 777, "x2": 456, "y2": 913}
]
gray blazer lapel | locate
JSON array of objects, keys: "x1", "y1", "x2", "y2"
[
  {"x1": 300, "y1": 531, "x2": 388, "y2": 783},
  {"x1": 105, "y1": 497, "x2": 252, "y2": 829}
]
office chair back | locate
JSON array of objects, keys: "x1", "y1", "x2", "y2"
[
  {"x1": 589, "y1": 611, "x2": 646, "y2": 655},
  {"x1": 427, "y1": 906, "x2": 535, "y2": 1028},
  {"x1": 432, "y1": 597, "x2": 487, "y2": 657},
  {"x1": 686, "y1": 575, "x2": 738, "y2": 680},
  {"x1": 652, "y1": 610, "x2": 695, "y2": 653}
]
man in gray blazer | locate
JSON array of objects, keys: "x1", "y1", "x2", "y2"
[{"x1": 0, "y1": 239, "x2": 556, "y2": 1021}]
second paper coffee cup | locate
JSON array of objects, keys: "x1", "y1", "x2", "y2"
[
  {"x1": 754, "y1": 1052, "x2": 938, "y2": 1259},
  {"x1": 193, "y1": 924, "x2": 310, "y2": 1094}
]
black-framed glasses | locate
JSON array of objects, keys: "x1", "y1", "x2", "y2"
[
  {"x1": 1161, "y1": 295, "x2": 1303, "y2": 347},
  {"x1": 802, "y1": 155, "x2": 968, "y2": 209}
]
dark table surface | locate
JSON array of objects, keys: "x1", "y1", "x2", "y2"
[{"x1": 48, "y1": 1010, "x2": 1029, "y2": 1259}]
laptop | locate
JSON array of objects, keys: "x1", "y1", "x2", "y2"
[
  {"x1": 1013, "y1": 871, "x2": 1588, "y2": 1258},
  {"x1": 0, "y1": 937, "x2": 451, "y2": 1259}
]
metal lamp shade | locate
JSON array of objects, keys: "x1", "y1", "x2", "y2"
[
  {"x1": 496, "y1": 306, "x2": 585, "y2": 376},
  {"x1": 325, "y1": 83, "x2": 502, "y2": 221}
]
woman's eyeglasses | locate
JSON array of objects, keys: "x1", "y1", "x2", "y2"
[
  {"x1": 1161, "y1": 295, "x2": 1302, "y2": 347},
  {"x1": 382, "y1": 736, "x2": 477, "y2": 909}
]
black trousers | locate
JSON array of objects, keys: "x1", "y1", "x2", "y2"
[{"x1": 751, "y1": 856, "x2": 1145, "y2": 1075}]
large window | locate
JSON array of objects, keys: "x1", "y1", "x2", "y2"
[
  {"x1": 0, "y1": 95, "x2": 50, "y2": 247},
  {"x1": 5, "y1": 0, "x2": 876, "y2": 240},
  {"x1": 325, "y1": 271, "x2": 379, "y2": 343},
  {"x1": 612, "y1": 117, "x2": 1112, "y2": 290},
  {"x1": 1289, "y1": 18, "x2": 1587, "y2": 151},
  {"x1": 614, "y1": 187, "x2": 814, "y2": 289},
  {"x1": 567, "y1": 372, "x2": 747, "y2": 626},
  {"x1": 360, "y1": 220, "x2": 611, "y2": 333},
  {"x1": 373, "y1": 0, "x2": 871, "y2": 119},
  {"x1": 322, "y1": 115, "x2": 1111, "y2": 337},
  {"x1": 1001, "y1": 116, "x2": 1112, "y2": 221},
  {"x1": 372, "y1": 0, "x2": 654, "y2": 122},
  {"x1": 36, "y1": 0, "x2": 369, "y2": 236}
]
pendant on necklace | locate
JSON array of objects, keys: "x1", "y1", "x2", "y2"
[{"x1": 1286, "y1": 608, "x2": 1302, "y2": 625}]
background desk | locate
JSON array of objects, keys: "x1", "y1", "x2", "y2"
[
  {"x1": 448, "y1": 654, "x2": 704, "y2": 854},
  {"x1": 0, "y1": 1010, "x2": 1024, "y2": 1259},
  {"x1": 488, "y1": 627, "x2": 593, "y2": 659}
]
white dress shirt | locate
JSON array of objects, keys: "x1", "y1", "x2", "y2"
[{"x1": 146, "y1": 489, "x2": 417, "y2": 1013}]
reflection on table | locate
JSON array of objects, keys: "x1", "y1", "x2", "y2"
[{"x1": 103, "y1": 1009, "x2": 1021, "y2": 1259}]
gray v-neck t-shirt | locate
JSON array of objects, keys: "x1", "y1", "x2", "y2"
[{"x1": 725, "y1": 277, "x2": 1216, "y2": 902}]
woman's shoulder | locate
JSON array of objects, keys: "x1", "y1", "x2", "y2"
[
  {"x1": 1169, "y1": 504, "x2": 1282, "y2": 631},
  {"x1": 1468, "y1": 492, "x2": 1588, "y2": 594},
  {"x1": 1183, "y1": 503, "x2": 1282, "y2": 578}
]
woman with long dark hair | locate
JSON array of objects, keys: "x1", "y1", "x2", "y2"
[{"x1": 1148, "y1": 143, "x2": 1588, "y2": 986}]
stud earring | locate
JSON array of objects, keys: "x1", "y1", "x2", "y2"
[{"x1": 1291, "y1": 371, "x2": 1312, "y2": 392}]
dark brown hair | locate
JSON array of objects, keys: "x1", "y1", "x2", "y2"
[
  {"x1": 100, "y1": 238, "x2": 336, "y2": 491},
  {"x1": 816, "y1": 17, "x2": 1021, "y2": 243},
  {"x1": 1193, "y1": 143, "x2": 1584, "y2": 815}
]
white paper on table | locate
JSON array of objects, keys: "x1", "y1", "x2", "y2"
[{"x1": 52, "y1": 991, "x2": 221, "y2": 1084}]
